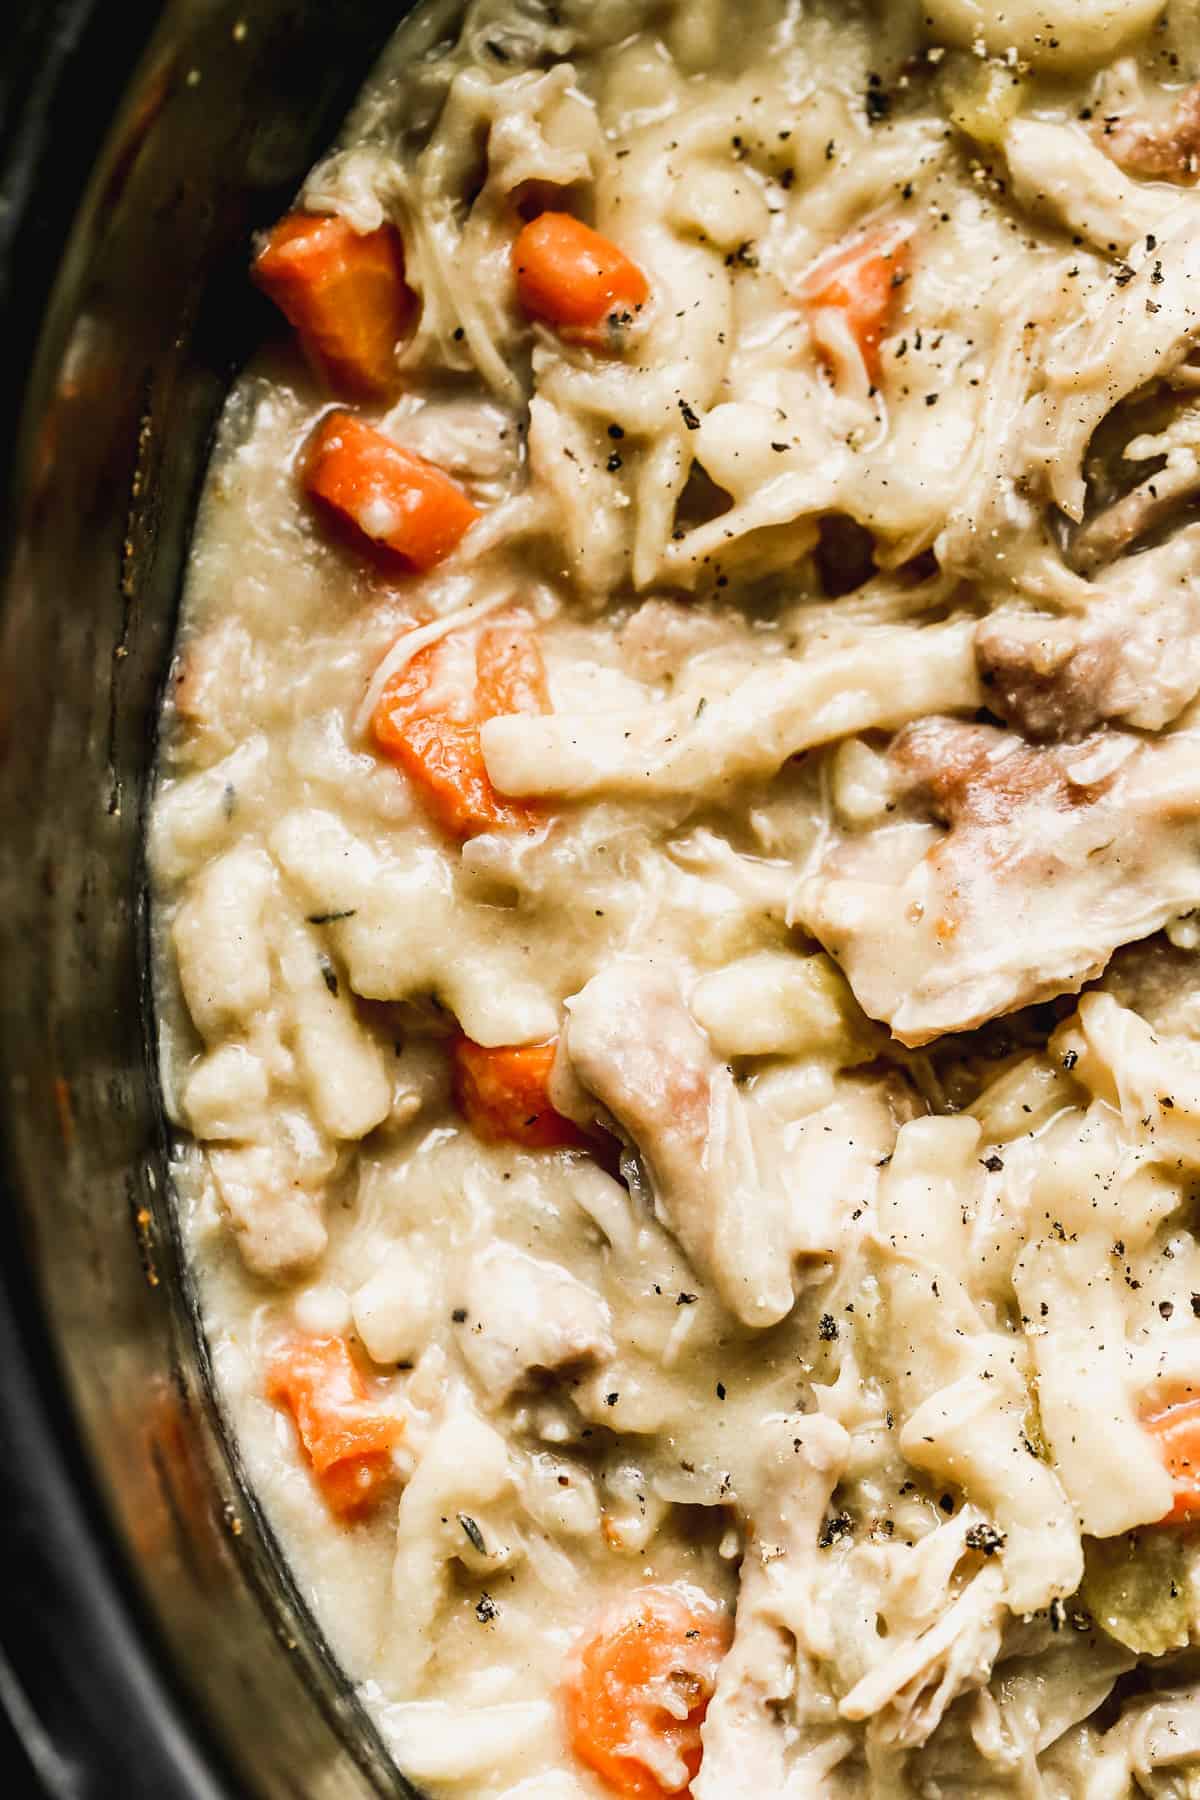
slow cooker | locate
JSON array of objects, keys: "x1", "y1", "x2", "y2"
[{"x1": 0, "y1": 3, "x2": 424, "y2": 1792}]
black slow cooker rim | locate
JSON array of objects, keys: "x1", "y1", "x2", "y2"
[
  {"x1": 0, "y1": 5, "x2": 237, "y2": 1794},
  {"x1": 0, "y1": 1234, "x2": 234, "y2": 1800},
  {"x1": 0, "y1": 0, "x2": 435, "y2": 1788}
]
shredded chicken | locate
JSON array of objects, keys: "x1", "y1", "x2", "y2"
[
  {"x1": 977, "y1": 527, "x2": 1200, "y2": 738},
  {"x1": 1004, "y1": 118, "x2": 1180, "y2": 253},
  {"x1": 797, "y1": 720, "x2": 1200, "y2": 1044},
  {"x1": 561, "y1": 961, "x2": 799, "y2": 1327},
  {"x1": 1036, "y1": 205, "x2": 1200, "y2": 522},
  {"x1": 839, "y1": 1565, "x2": 1006, "y2": 1748},
  {"x1": 457, "y1": 1244, "x2": 614, "y2": 1403},
  {"x1": 694, "y1": 1415, "x2": 853, "y2": 1799}
]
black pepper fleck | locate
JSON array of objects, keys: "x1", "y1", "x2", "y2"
[
  {"x1": 818, "y1": 1511, "x2": 853, "y2": 1547},
  {"x1": 966, "y1": 1521, "x2": 1006, "y2": 1556}
]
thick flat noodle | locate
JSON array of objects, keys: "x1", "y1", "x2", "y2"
[
  {"x1": 796, "y1": 722, "x2": 1200, "y2": 1044},
  {"x1": 482, "y1": 622, "x2": 980, "y2": 801}
]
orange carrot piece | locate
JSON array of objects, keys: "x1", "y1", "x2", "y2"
[
  {"x1": 451, "y1": 1036, "x2": 585, "y2": 1149},
  {"x1": 253, "y1": 212, "x2": 415, "y2": 397},
  {"x1": 317, "y1": 1452, "x2": 397, "y2": 1516},
  {"x1": 514, "y1": 213, "x2": 649, "y2": 336},
  {"x1": 384, "y1": 708, "x2": 530, "y2": 839},
  {"x1": 564, "y1": 1584, "x2": 730, "y2": 1799},
  {"x1": 305, "y1": 412, "x2": 480, "y2": 572},
  {"x1": 370, "y1": 624, "x2": 547, "y2": 838},
  {"x1": 799, "y1": 223, "x2": 912, "y2": 383},
  {"x1": 1145, "y1": 1397, "x2": 1200, "y2": 1522},
  {"x1": 476, "y1": 621, "x2": 552, "y2": 719},
  {"x1": 265, "y1": 1335, "x2": 400, "y2": 1519}
]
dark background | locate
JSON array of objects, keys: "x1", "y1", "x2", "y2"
[
  {"x1": 0, "y1": 5, "x2": 185, "y2": 1797},
  {"x1": 0, "y1": 1, "x2": 410, "y2": 1793},
  {"x1": 0, "y1": 3, "x2": 421, "y2": 1794}
]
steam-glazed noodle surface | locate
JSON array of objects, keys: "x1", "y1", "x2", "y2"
[{"x1": 152, "y1": 1, "x2": 1200, "y2": 1793}]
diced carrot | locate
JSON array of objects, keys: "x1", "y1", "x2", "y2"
[
  {"x1": 564, "y1": 1583, "x2": 730, "y2": 1799},
  {"x1": 451, "y1": 1035, "x2": 586, "y2": 1149},
  {"x1": 383, "y1": 707, "x2": 529, "y2": 838},
  {"x1": 253, "y1": 212, "x2": 415, "y2": 397},
  {"x1": 305, "y1": 412, "x2": 480, "y2": 572},
  {"x1": 513, "y1": 213, "x2": 649, "y2": 339},
  {"x1": 798, "y1": 223, "x2": 912, "y2": 383},
  {"x1": 476, "y1": 621, "x2": 552, "y2": 719},
  {"x1": 317, "y1": 1453, "x2": 397, "y2": 1516},
  {"x1": 370, "y1": 623, "x2": 547, "y2": 838},
  {"x1": 265, "y1": 1335, "x2": 401, "y2": 1519},
  {"x1": 1144, "y1": 1397, "x2": 1200, "y2": 1522}
]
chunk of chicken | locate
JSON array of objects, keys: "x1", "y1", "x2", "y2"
[
  {"x1": 796, "y1": 720, "x2": 1200, "y2": 1045},
  {"x1": 456, "y1": 1243, "x2": 614, "y2": 1404},
  {"x1": 1098, "y1": 82, "x2": 1200, "y2": 183},
  {"x1": 560, "y1": 961, "x2": 797, "y2": 1328},
  {"x1": 1070, "y1": 454, "x2": 1200, "y2": 572},
  {"x1": 207, "y1": 1143, "x2": 327, "y2": 1279},
  {"x1": 1004, "y1": 118, "x2": 1180, "y2": 254},
  {"x1": 976, "y1": 527, "x2": 1200, "y2": 739},
  {"x1": 380, "y1": 397, "x2": 519, "y2": 496}
]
